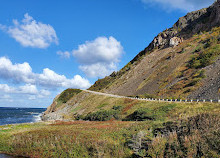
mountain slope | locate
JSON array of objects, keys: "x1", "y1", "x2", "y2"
[
  {"x1": 43, "y1": 1, "x2": 220, "y2": 120},
  {"x1": 89, "y1": 0, "x2": 220, "y2": 100}
]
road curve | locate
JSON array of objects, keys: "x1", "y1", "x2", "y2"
[{"x1": 82, "y1": 89, "x2": 220, "y2": 103}]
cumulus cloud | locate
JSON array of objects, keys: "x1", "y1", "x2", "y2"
[
  {"x1": 0, "y1": 57, "x2": 33, "y2": 83},
  {"x1": 0, "y1": 84, "x2": 38, "y2": 95},
  {"x1": 1, "y1": 13, "x2": 58, "y2": 48},
  {"x1": 0, "y1": 83, "x2": 51, "y2": 101},
  {"x1": 37, "y1": 68, "x2": 91, "y2": 88},
  {"x1": 18, "y1": 84, "x2": 38, "y2": 94},
  {"x1": 0, "y1": 56, "x2": 91, "y2": 89},
  {"x1": 0, "y1": 84, "x2": 15, "y2": 93},
  {"x1": 141, "y1": 0, "x2": 215, "y2": 12},
  {"x1": 79, "y1": 63, "x2": 117, "y2": 78},
  {"x1": 73, "y1": 36, "x2": 124, "y2": 78},
  {"x1": 57, "y1": 51, "x2": 71, "y2": 59}
]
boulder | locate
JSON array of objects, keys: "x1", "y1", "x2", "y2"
[{"x1": 169, "y1": 37, "x2": 183, "y2": 47}]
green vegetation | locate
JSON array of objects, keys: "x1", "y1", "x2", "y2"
[
  {"x1": 77, "y1": 105, "x2": 123, "y2": 121},
  {"x1": 128, "y1": 113, "x2": 220, "y2": 158},
  {"x1": 58, "y1": 89, "x2": 82, "y2": 103},
  {"x1": 188, "y1": 44, "x2": 220, "y2": 69},
  {"x1": 188, "y1": 28, "x2": 220, "y2": 69},
  {"x1": 0, "y1": 99, "x2": 219, "y2": 157},
  {"x1": 158, "y1": 27, "x2": 220, "y2": 98},
  {"x1": 124, "y1": 104, "x2": 176, "y2": 121}
]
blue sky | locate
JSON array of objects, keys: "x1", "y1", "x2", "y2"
[{"x1": 0, "y1": 0, "x2": 215, "y2": 108}]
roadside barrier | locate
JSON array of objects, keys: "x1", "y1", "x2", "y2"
[{"x1": 83, "y1": 90, "x2": 220, "y2": 103}]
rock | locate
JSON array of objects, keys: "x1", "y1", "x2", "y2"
[
  {"x1": 146, "y1": 0, "x2": 220, "y2": 51},
  {"x1": 169, "y1": 37, "x2": 183, "y2": 47}
]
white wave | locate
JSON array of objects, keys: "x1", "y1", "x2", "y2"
[{"x1": 33, "y1": 113, "x2": 42, "y2": 122}]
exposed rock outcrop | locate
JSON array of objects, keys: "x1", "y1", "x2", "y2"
[
  {"x1": 169, "y1": 37, "x2": 183, "y2": 47},
  {"x1": 146, "y1": 0, "x2": 220, "y2": 51}
]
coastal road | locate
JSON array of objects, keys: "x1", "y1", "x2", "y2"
[{"x1": 82, "y1": 89, "x2": 220, "y2": 103}]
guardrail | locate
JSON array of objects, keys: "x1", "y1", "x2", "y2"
[
  {"x1": 125, "y1": 97, "x2": 220, "y2": 103},
  {"x1": 83, "y1": 90, "x2": 220, "y2": 103}
]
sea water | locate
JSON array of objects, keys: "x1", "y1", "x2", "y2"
[{"x1": 0, "y1": 107, "x2": 46, "y2": 125}]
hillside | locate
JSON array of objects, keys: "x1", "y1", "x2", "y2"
[
  {"x1": 1, "y1": 1, "x2": 220, "y2": 158},
  {"x1": 2, "y1": 91, "x2": 220, "y2": 157},
  {"x1": 42, "y1": 0, "x2": 220, "y2": 121},
  {"x1": 89, "y1": 0, "x2": 220, "y2": 100}
]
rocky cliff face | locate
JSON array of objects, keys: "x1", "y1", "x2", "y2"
[
  {"x1": 89, "y1": 0, "x2": 220, "y2": 100},
  {"x1": 146, "y1": 0, "x2": 220, "y2": 51}
]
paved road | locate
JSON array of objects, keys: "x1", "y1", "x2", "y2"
[
  {"x1": 83, "y1": 89, "x2": 125, "y2": 98},
  {"x1": 82, "y1": 89, "x2": 220, "y2": 103}
]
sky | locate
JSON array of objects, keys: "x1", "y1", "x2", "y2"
[{"x1": 0, "y1": 0, "x2": 215, "y2": 108}]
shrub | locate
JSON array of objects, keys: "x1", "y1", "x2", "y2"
[
  {"x1": 128, "y1": 114, "x2": 220, "y2": 158},
  {"x1": 112, "y1": 105, "x2": 123, "y2": 111},
  {"x1": 83, "y1": 106, "x2": 123, "y2": 121},
  {"x1": 124, "y1": 108, "x2": 155, "y2": 121},
  {"x1": 84, "y1": 110, "x2": 118, "y2": 121}
]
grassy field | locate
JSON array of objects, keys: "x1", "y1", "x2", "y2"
[{"x1": 0, "y1": 99, "x2": 220, "y2": 157}]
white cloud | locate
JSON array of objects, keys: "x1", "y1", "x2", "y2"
[
  {"x1": 0, "y1": 84, "x2": 16, "y2": 93},
  {"x1": 40, "y1": 89, "x2": 51, "y2": 96},
  {"x1": 1, "y1": 13, "x2": 58, "y2": 48},
  {"x1": 37, "y1": 68, "x2": 91, "y2": 89},
  {"x1": 57, "y1": 51, "x2": 71, "y2": 59},
  {"x1": 141, "y1": 0, "x2": 215, "y2": 12},
  {"x1": 0, "y1": 57, "x2": 33, "y2": 83},
  {"x1": 18, "y1": 84, "x2": 38, "y2": 94},
  {"x1": 0, "y1": 83, "x2": 51, "y2": 102},
  {"x1": 0, "y1": 57, "x2": 91, "y2": 89},
  {"x1": 73, "y1": 36, "x2": 124, "y2": 78},
  {"x1": 79, "y1": 63, "x2": 117, "y2": 78},
  {"x1": 0, "y1": 84, "x2": 37, "y2": 95}
]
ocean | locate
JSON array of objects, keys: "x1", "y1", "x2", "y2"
[{"x1": 0, "y1": 107, "x2": 46, "y2": 126}]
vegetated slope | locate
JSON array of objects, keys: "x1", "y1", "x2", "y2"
[
  {"x1": 89, "y1": 0, "x2": 220, "y2": 100},
  {"x1": 3, "y1": 93, "x2": 220, "y2": 157},
  {"x1": 42, "y1": 90, "x2": 219, "y2": 122}
]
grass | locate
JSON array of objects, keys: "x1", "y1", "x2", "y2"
[
  {"x1": 58, "y1": 89, "x2": 82, "y2": 103},
  {"x1": 0, "y1": 96, "x2": 220, "y2": 157}
]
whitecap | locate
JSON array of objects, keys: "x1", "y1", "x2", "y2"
[{"x1": 33, "y1": 113, "x2": 42, "y2": 122}]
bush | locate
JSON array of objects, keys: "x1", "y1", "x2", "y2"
[
  {"x1": 124, "y1": 108, "x2": 155, "y2": 121},
  {"x1": 128, "y1": 114, "x2": 220, "y2": 158},
  {"x1": 112, "y1": 105, "x2": 123, "y2": 111},
  {"x1": 83, "y1": 106, "x2": 123, "y2": 121},
  {"x1": 84, "y1": 110, "x2": 118, "y2": 121},
  {"x1": 124, "y1": 104, "x2": 177, "y2": 121}
]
